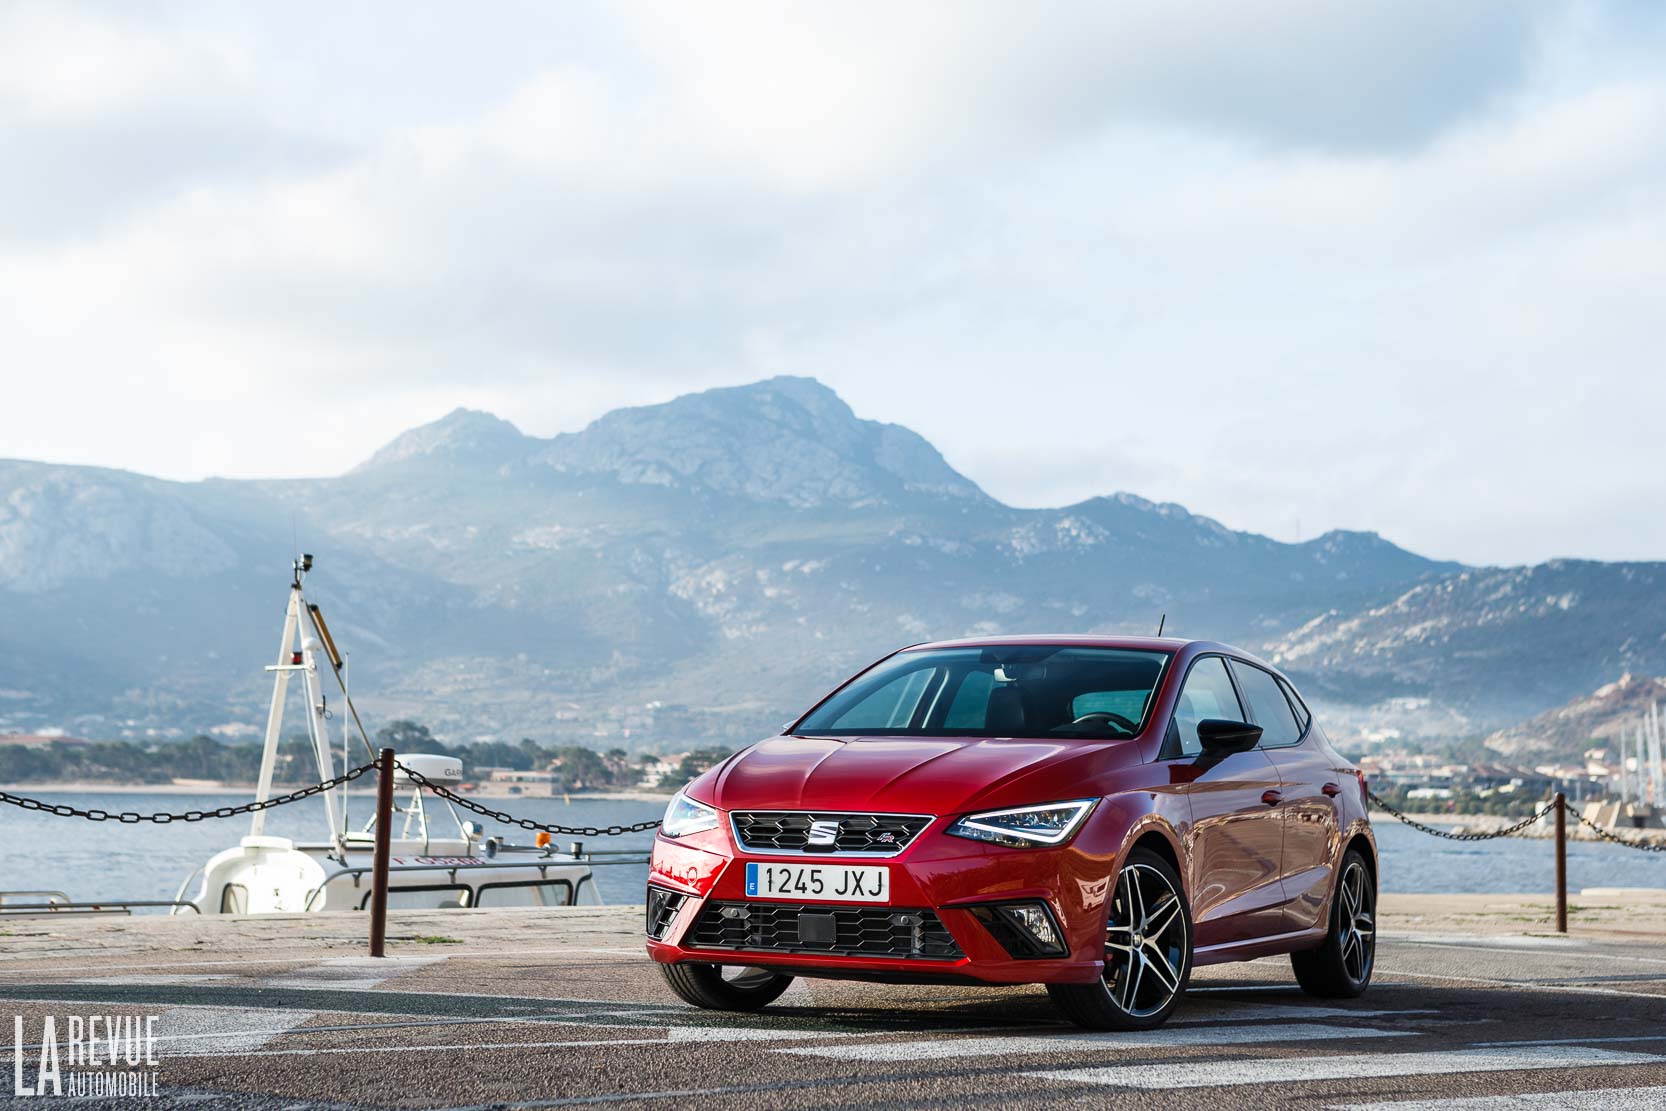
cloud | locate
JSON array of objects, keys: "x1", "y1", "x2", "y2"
[{"x1": 0, "y1": 1, "x2": 1661, "y2": 565}]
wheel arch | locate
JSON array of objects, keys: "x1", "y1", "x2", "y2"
[
  {"x1": 1115, "y1": 817, "x2": 1187, "y2": 898},
  {"x1": 1341, "y1": 821, "x2": 1378, "y2": 887}
]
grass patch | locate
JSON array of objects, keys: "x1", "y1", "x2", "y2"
[{"x1": 413, "y1": 935, "x2": 463, "y2": 945}]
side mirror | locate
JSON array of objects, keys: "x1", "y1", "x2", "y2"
[{"x1": 1196, "y1": 718, "x2": 1262, "y2": 754}]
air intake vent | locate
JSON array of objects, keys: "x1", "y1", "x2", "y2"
[{"x1": 689, "y1": 902, "x2": 962, "y2": 960}]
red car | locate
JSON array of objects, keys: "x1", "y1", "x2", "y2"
[{"x1": 645, "y1": 636, "x2": 1376, "y2": 1030}]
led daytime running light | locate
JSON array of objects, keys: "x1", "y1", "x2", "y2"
[
  {"x1": 947, "y1": 799, "x2": 1097, "y2": 847},
  {"x1": 661, "y1": 791, "x2": 719, "y2": 838}
]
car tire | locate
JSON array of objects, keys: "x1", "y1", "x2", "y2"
[
  {"x1": 659, "y1": 962, "x2": 795, "y2": 1011},
  {"x1": 1048, "y1": 846, "x2": 1193, "y2": 1031},
  {"x1": 1292, "y1": 847, "x2": 1376, "y2": 998}
]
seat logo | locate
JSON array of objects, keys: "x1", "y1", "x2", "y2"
[{"x1": 806, "y1": 819, "x2": 841, "y2": 848}]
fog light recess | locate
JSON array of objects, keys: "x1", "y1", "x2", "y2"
[
  {"x1": 968, "y1": 901, "x2": 1068, "y2": 958},
  {"x1": 645, "y1": 885, "x2": 688, "y2": 940}
]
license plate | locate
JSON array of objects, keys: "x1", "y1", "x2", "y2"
[{"x1": 744, "y1": 862, "x2": 889, "y2": 903}]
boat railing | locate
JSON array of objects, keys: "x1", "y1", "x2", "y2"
[
  {"x1": 171, "y1": 865, "x2": 207, "y2": 915},
  {"x1": 300, "y1": 851, "x2": 650, "y2": 911},
  {"x1": 0, "y1": 892, "x2": 201, "y2": 917}
]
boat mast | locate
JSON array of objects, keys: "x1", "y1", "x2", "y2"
[
  {"x1": 250, "y1": 555, "x2": 341, "y2": 838},
  {"x1": 250, "y1": 561, "x2": 304, "y2": 838}
]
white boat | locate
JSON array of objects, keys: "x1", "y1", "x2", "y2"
[{"x1": 174, "y1": 555, "x2": 601, "y2": 915}]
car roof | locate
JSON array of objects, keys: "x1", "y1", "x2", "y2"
[
  {"x1": 904, "y1": 634, "x2": 1203, "y2": 653},
  {"x1": 898, "y1": 633, "x2": 1286, "y2": 673}
]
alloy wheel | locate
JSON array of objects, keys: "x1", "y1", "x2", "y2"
[
  {"x1": 1337, "y1": 860, "x2": 1375, "y2": 984},
  {"x1": 1104, "y1": 861, "x2": 1188, "y2": 1018}
]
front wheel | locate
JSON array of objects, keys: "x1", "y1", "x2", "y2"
[
  {"x1": 1048, "y1": 846, "x2": 1192, "y2": 1030},
  {"x1": 1291, "y1": 848, "x2": 1376, "y2": 997},
  {"x1": 659, "y1": 962, "x2": 794, "y2": 1011}
]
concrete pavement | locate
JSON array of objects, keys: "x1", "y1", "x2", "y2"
[{"x1": 2, "y1": 895, "x2": 1664, "y2": 1108}]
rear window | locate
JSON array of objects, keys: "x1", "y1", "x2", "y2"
[{"x1": 796, "y1": 646, "x2": 1170, "y2": 739}]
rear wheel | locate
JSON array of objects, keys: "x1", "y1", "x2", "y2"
[
  {"x1": 1292, "y1": 848, "x2": 1376, "y2": 997},
  {"x1": 659, "y1": 962, "x2": 794, "y2": 1011},
  {"x1": 1048, "y1": 846, "x2": 1192, "y2": 1030}
]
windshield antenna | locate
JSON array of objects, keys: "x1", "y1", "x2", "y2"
[{"x1": 1156, "y1": 613, "x2": 1166, "y2": 637}]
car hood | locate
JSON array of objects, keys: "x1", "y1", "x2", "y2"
[{"x1": 702, "y1": 734, "x2": 1140, "y2": 815}]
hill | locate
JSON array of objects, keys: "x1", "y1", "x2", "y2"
[
  {"x1": 1482, "y1": 673, "x2": 1666, "y2": 759},
  {"x1": 2, "y1": 376, "x2": 1660, "y2": 749}
]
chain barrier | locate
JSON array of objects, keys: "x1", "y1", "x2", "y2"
[
  {"x1": 0, "y1": 763, "x2": 376, "y2": 823},
  {"x1": 395, "y1": 761, "x2": 662, "y2": 837},
  {"x1": 1367, "y1": 790, "x2": 1556, "y2": 841},
  {"x1": 0, "y1": 758, "x2": 658, "y2": 836},
  {"x1": 5, "y1": 762, "x2": 1654, "y2": 851},
  {"x1": 1567, "y1": 808, "x2": 1666, "y2": 853}
]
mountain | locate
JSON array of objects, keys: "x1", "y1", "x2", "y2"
[
  {"x1": 1, "y1": 376, "x2": 1659, "y2": 749},
  {"x1": 1264, "y1": 561, "x2": 1666, "y2": 741},
  {"x1": 1482, "y1": 673, "x2": 1666, "y2": 760}
]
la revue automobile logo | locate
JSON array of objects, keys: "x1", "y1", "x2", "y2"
[
  {"x1": 806, "y1": 819, "x2": 841, "y2": 848},
  {"x1": 12, "y1": 1015, "x2": 161, "y2": 1099}
]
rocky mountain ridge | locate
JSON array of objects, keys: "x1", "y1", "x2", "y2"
[
  {"x1": 2, "y1": 376, "x2": 1660, "y2": 749},
  {"x1": 1482, "y1": 673, "x2": 1666, "y2": 759}
]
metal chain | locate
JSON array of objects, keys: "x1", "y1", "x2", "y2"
[
  {"x1": 0, "y1": 763, "x2": 375, "y2": 823},
  {"x1": 395, "y1": 761, "x2": 661, "y2": 836},
  {"x1": 1368, "y1": 790, "x2": 1556, "y2": 840},
  {"x1": 1567, "y1": 809, "x2": 1666, "y2": 853}
]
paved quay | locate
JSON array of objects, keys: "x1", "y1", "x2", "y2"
[{"x1": 2, "y1": 891, "x2": 1664, "y2": 1109}]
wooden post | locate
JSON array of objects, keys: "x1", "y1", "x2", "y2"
[
  {"x1": 1554, "y1": 791, "x2": 1567, "y2": 934},
  {"x1": 369, "y1": 747, "x2": 395, "y2": 957}
]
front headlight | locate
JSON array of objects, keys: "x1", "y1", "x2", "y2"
[
  {"x1": 660, "y1": 791, "x2": 719, "y2": 838},
  {"x1": 946, "y1": 799, "x2": 1098, "y2": 848}
]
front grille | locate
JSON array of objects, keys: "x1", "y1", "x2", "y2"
[
  {"x1": 690, "y1": 902, "x2": 962, "y2": 960},
  {"x1": 731, "y1": 811, "x2": 932, "y2": 855},
  {"x1": 645, "y1": 885, "x2": 687, "y2": 940}
]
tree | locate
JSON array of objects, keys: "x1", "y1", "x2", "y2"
[
  {"x1": 676, "y1": 748, "x2": 734, "y2": 782},
  {"x1": 465, "y1": 739, "x2": 537, "y2": 771},
  {"x1": 374, "y1": 720, "x2": 447, "y2": 755},
  {"x1": 549, "y1": 745, "x2": 613, "y2": 790}
]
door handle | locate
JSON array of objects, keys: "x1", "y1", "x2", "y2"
[
  {"x1": 1261, "y1": 789, "x2": 1283, "y2": 806},
  {"x1": 1322, "y1": 782, "x2": 1341, "y2": 798}
]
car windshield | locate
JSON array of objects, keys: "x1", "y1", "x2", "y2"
[{"x1": 794, "y1": 646, "x2": 1171, "y2": 739}]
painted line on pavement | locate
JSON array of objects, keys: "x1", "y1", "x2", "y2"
[
  {"x1": 1171, "y1": 1002, "x2": 1437, "y2": 1023},
  {"x1": 1387, "y1": 935, "x2": 1666, "y2": 964},
  {"x1": 0, "y1": 947, "x2": 643, "y2": 973},
  {"x1": 159, "y1": 1025, "x2": 857, "y2": 1059},
  {"x1": 777, "y1": 1021, "x2": 1408, "y2": 1062},
  {"x1": 154, "y1": 1006, "x2": 319, "y2": 1054},
  {"x1": 1026, "y1": 1046, "x2": 1665, "y2": 1090},
  {"x1": 1339, "y1": 1085, "x2": 1666, "y2": 1110},
  {"x1": 1474, "y1": 1034, "x2": 1666, "y2": 1048},
  {"x1": 1376, "y1": 966, "x2": 1666, "y2": 1001}
]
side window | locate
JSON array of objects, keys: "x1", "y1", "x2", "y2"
[
  {"x1": 1231, "y1": 662, "x2": 1302, "y2": 747},
  {"x1": 828, "y1": 667, "x2": 939, "y2": 730},
  {"x1": 1279, "y1": 677, "x2": 1312, "y2": 732},
  {"x1": 1171, "y1": 657, "x2": 1243, "y2": 756}
]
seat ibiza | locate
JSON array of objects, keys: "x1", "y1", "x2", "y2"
[{"x1": 645, "y1": 636, "x2": 1376, "y2": 1029}]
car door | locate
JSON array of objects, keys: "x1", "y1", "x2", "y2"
[
  {"x1": 1231, "y1": 661, "x2": 1339, "y2": 934},
  {"x1": 1166, "y1": 655, "x2": 1286, "y2": 949}
]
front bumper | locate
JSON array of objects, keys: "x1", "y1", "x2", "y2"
[{"x1": 643, "y1": 825, "x2": 1112, "y2": 986}]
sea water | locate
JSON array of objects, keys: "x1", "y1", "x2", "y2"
[{"x1": 0, "y1": 790, "x2": 1661, "y2": 910}]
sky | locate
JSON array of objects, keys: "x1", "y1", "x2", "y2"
[{"x1": 2, "y1": 1, "x2": 1663, "y2": 567}]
